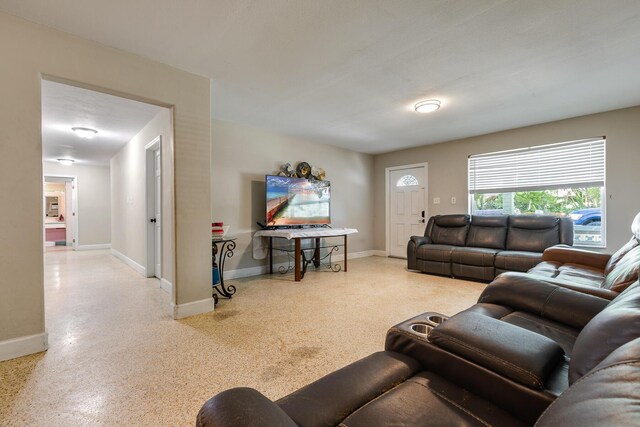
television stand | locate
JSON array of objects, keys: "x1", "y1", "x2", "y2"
[{"x1": 254, "y1": 228, "x2": 358, "y2": 281}]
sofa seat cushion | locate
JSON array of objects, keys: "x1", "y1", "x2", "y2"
[
  {"x1": 495, "y1": 251, "x2": 542, "y2": 272},
  {"x1": 416, "y1": 244, "x2": 457, "y2": 262},
  {"x1": 559, "y1": 263, "x2": 605, "y2": 278},
  {"x1": 527, "y1": 261, "x2": 562, "y2": 279},
  {"x1": 340, "y1": 371, "x2": 525, "y2": 427},
  {"x1": 529, "y1": 261, "x2": 562, "y2": 275},
  {"x1": 529, "y1": 261, "x2": 605, "y2": 283},
  {"x1": 451, "y1": 247, "x2": 499, "y2": 266},
  {"x1": 555, "y1": 271, "x2": 604, "y2": 288}
]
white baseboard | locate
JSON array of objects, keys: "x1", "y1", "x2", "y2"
[
  {"x1": 225, "y1": 262, "x2": 288, "y2": 280},
  {"x1": 111, "y1": 248, "x2": 146, "y2": 276},
  {"x1": 329, "y1": 250, "x2": 374, "y2": 263},
  {"x1": 76, "y1": 244, "x2": 111, "y2": 251},
  {"x1": 0, "y1": 332, "x2": 48, "y2": 362},
  {"x1": 372, "y1": 250, "x2": 387, "y2": 257},
  {"x1": 160, "y1": 278, "x2": 172, "y2": 294},
  {"x1": 171, "y1": 297, "x2": 214, "y2": 319},
  {"x1": 226, "y1": 250, "x2": 376, "y2": 279}
]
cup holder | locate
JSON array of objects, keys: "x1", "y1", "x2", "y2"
[
  {"x1": 410, "y1": 323, "x2": 433, "y2": 336},
  {"x1": 427, "y1": 314, "x2": 447, "y2": 325}
]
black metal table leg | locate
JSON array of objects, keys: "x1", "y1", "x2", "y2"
[
  {"x1": 313, "y1": 237, "x2": 321, "y2": 268},
  {"x1": 212, "y1": 239, "x2": 237, "y2": 302}
]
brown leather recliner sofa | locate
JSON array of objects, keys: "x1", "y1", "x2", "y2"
[
  {"x1": 197, "y1": 342, "x2": 640, "y2": 426},
  {"x1": 521, "y1": 211, "x2": 640, "y2": 300},
  {"x1": 196, "y1": 279, "x2": 640, "y2": 426},
  {"x1": 407, "y1": 214, "x2": 574, "y2": 281}
]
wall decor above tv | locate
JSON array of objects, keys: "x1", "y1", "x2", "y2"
[
  {"x1": 276, "y1": 161, "x2": 325, "y2": 181},
  {"x1": 266, "y1": 175, "x2": 331, "y2": 226}
]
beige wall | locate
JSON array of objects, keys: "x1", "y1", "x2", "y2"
[
  {"x1": 0, "y1": 12, "x2": 210, "y2": 345},
  {"x1": 373, "y1": 106, "x2": 640, "y2": 253},
  {"x1": 111, "y1": 109, "x2": 173, "y2": 284},
  {"x1": 43, "y1": 161, "x2": 111, "y2": 246},
  {"x1": 211, "y1": 119, "x2": 375, "y2": 272}
]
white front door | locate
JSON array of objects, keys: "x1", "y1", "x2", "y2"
[
  {"x1": 389, "y1": 166, "x2": 427, "y2": 258},
  {"x1": 153, "y1": 148, "x2": 161, "y2": 279}
]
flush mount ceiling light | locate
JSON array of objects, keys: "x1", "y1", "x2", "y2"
[
  {"x1": 71, "y1": 127, "x2": 98, "y2": 139},
  {"x1": 57, "y1": 158, "x2": 75, "y2": 166},
  {"x1": 414, "y1": 99, "x2": 441, "y2": 113}
]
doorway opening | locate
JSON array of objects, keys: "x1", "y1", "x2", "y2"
[
  {"x1": 43, "y1": 175, "x2": 77, "y2": 250},
  {"x1": 40, "y1": 76, "x2": 174, "y2": 302},
  {"x1": 385, "y1": 163, "x2": 428, "y2": 258}
]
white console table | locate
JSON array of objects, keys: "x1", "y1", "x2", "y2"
[{"x1": 254, "y1": 228, "x2": 358, "y2": 281}]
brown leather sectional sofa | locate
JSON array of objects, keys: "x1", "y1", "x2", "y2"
[
  {"x1": 196, "y1": 214, "x2": 640, "y2": 426},
  {"x1": 197, "y1": 278, "x2": 640, "y2": 426},
  {"x1": 407, "y1": 214, "x2": 574, "y2": 281}
]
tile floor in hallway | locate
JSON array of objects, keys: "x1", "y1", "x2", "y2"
[{"x1": 0, "y1": 249, "x2": 486, "y2": 426}]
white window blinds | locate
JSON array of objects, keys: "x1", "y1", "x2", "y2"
[{"x1": 468, "y1": 138, "x2": 605, "y2": 194}]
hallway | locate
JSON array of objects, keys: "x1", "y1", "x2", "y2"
[
  {"x1": 0, "y1": 251, "x2": 484, "y2": 426},
  {"x1": 1, "y1": 249, "x2": 174, "y2": 425}
]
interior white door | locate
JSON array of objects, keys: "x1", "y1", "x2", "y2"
[
  {"x1": 153, "y1": 148, "x2": 161, "y2": 279},
  {"x1": 389, "y1": 166, "x2": 427, "y2": 258}
]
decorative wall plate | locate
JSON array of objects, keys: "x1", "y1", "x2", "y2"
[{"x1": 296, "y1": 162, "x2": 311, "y2": 178}]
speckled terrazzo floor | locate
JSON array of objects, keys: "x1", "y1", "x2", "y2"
[{"x1": 0, "y1": 249, "x2": 486, "y2": 426}]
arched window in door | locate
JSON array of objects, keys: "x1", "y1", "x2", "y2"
[{"x1": 396, "y1": 174, "x2": 419, "y2": 187}]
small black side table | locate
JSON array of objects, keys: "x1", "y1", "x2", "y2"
[{"x1": 212, "y1": 237, "x2": 236, "y2": 305}]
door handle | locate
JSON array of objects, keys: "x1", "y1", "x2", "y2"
[
  {"x1": 421, "y1": 210, "x2": 425, "y2": 218},
  {"x1": 419, "y1": 219, "x2": 425, "y2": 223},
  {"x1": 150, "y1": 218, "x2": 157, "y2": 223}
]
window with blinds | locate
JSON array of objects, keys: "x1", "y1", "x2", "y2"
[{"x1": 468, "y1": 138, "x2": 606, "y2": 247}]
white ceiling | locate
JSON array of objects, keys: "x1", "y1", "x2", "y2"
[
  {"x1": 6, "y1": 1, "x2": 640, "y2": 153},
  {"x1": 41, "y1": 80, "x2": 164, "y2": 166}
]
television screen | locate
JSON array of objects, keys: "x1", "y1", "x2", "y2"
[{"x1": 266, "y1": 175, "x2": 331, "y2": 226}]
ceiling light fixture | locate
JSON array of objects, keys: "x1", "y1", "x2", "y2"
[
  {"x1": 71, "y1": 127, "x2": 98, "y2": 139},
  {"x1": 57, "y1": 158, "x2": 75, "y2": 166},
  {"x1": 414, "y1": 99, "x2": 441, "y2": 113}
]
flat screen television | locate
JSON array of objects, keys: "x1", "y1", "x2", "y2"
[{"x1": 266, "y1": 175, "x2": 331, "y2": 226}]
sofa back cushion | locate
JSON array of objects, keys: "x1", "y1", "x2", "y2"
[
  {"x1": 537, "y1": 338, "x2": 640, "y2": 427},
  {"x1": 429, "y1": 214, "x2": 470, "y2": 246},
  {"x1": 559, "y1": 217, "x2": 574, "y2": 245},
  {"x1": 602, "y1": 245, "x2": 640, "y2": 292},
  {"x1": 506, "y1": 215, "x2": 561, "y2": 252},
  {"x1": 569, "y1": 280, "x2": 640, "y2": 384},
  {"x1": 633, "y1": 212, "x2": 640, "y2": 240},
  {"x1": 466, "y1": 215, "x2": 508, "y2": 249},
  {"x1": 605, "y1": 237, "x2": 640, "y2": 275},
  {"x1": 604, "y1": 213, "x2": 640, "y2": 274}
]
